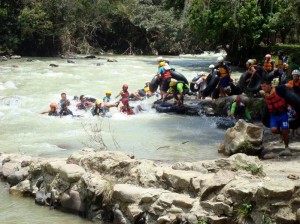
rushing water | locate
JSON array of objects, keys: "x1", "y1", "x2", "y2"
[{"x1": 0, "y1": 54, "x2": 231, "y2": 223}]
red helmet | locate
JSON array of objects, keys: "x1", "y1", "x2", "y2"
[
  {"x1": 122, "y1": 98, "x2": 129, "y2": 104},
  {"x1": 122, "y1": 84, "x2": 128, "y2": 89},
  {"x1": 50, "y1": 103, "x2": 57, "y2": 108}
]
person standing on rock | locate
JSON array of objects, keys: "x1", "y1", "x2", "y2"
[{"x1": 261, "y1": 80, "x2": 291, "y2": 155}]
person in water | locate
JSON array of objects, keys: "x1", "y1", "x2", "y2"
[
  {"x1": 164, "y1": 81, "x2": 189, "y2": 106},
  {"x1": 285, "y1": 69, "x2": 300, "y2": 95},
  {"x1": 120, "y1": 98, "x2": 142, "y2": 115},
  {"x1": 91, "y1": 99, "x2": 104, "y2": 116},
  {"x1": 76, "y1": 95, "x2": 93, "y2": 110},
  {"x1": 103, "y1": 90, "x2": 119, "y2": 109},
  {"x1": 215, "y1": 56, "x2": 231, "y2": 97},
  {"x1": 261, "y1": 80, "x2": 291, "y2": 155},
  {"x1": 59, "y1": 92, "x2": 70, "y2": 107},
  {"x1": 59, "y1": 102, "x2": 74, "y2": 116},
  {"x1": 228, "y1": 95, "x2": 252, "y2": 122},
  {"x1": 115, "y1": 84, "x2": 130, "y2": 101},
  {"x1": 41, "y1": 103, "x2": 59, "y2": 116}
]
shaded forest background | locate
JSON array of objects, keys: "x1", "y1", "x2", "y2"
[{"x1": 0, "y1": 0, "x2": 299, "y2": 63}]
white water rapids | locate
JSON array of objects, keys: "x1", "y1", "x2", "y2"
[{"x1": 0, "y1": 54, "x2": 231, "y2": 222}]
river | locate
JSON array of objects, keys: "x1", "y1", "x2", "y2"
[{"x1": 0, "y1": 54, "x2": 229, "y2": 223}]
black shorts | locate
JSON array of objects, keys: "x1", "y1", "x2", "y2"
[{"x1": 161, "y1": 78, "x2": 171, "y2": 92}]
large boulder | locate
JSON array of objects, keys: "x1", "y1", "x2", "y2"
[{"x1": 220, "y1": 119, "x2": 263, "y2": 155}]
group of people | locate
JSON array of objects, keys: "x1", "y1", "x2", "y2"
[
  {"x1": 231, "y1": 51, "x2": 300, "y2": 155},
  {"x1": 41, "y1": 82, "x2": 156, "y2": 117}
]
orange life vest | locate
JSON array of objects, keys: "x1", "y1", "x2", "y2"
[{"x1": 265, "y1": 89, "x2": 286, "y2": 113}]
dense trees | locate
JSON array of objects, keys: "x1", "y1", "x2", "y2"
[{"x1": 0, "y1": 0, "x2": 299, "y2": 58}]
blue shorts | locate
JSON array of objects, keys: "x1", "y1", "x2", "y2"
[
  {"x1": 219, "y1": 76, "x2": 230, "y2": 87},
  {"x1": 270, "y1": 112, "x2": 289, "y2": 129}
]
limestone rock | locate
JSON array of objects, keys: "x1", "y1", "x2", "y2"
[
  {"x1": 221, "y1": 119, "x2": 263, "y2": 155},
  {"x1": 43, "y1": 160, "x2": 66, "y2": 176},
  {"x1": 59, "y1": 164, "x2": 85, "y2": 183},
  {"x1": 60, "y1": 190, "x2": 85, "y2": 214},
  {"x1": 9, "y1": 180, "x2": 31, "y2": 196},
  {"x1": 275, "y1": 207, "x2": 296, "y2": 224},
  {"x1": 2, "y1": 162, "x2": 19, "y2": 177},
  {"x1": 201, "y1": 201, "x2": 233, "y2": 216},
  {"x1": 257, "y1": 180, "x2": 295, "y2": 199}
]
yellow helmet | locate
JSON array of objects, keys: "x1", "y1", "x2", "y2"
[
  {"x1": 169, "y1": 81, "x2": 176, "y2": 87},
  {"x1": 284, "y1": 63, "x2": 289, "y2": 69},
  {"x1": 159, "y1": 61, "x2": 165, "y2": 67},
  {"x1": 95, "y1": 99, "x2": 101, "y2": 105},
  {"x1": 105, "y1": 90, "x2": 112, "y2": 95}
]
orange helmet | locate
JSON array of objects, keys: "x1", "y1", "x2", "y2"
[{"x1": 50, "y1": 103, "x2": 57, "y2": 108}]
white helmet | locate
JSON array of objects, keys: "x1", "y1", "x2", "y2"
[
  {"x1": 156, "y1": 56, "x2": 164, "y2": 62},
  {"x1": 209, "y1": 64, "x2": 215, "y2": 69},
  {"x1": 217, "y1": 56, "x2": 224, "y2": 63},
  {"x1": 247, "y1": 59, "x2": 254, "y2": 64},
  {"x1": 292, "y1": 69, "x2": 300, "y2": 76}
]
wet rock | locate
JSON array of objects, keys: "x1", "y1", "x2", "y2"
[
  {"x1": 49, "y1": 64, "x2": 59, "y2": 67},
  {"x1": 107, "y1": 58, "x2": 118, "y2": 62},
  {"x1": 113, "y1": 204, "x2": 127, "y2": 224},
  {"x1": 35, "y1": 190, "x2": 51, "y2": 205},
  {"x1": 9, "y1": 180, "x2": 31, "y2": 196},
  {"x1": 7, "y1": 171, "x2": 24, "y2": 186},
  {"x1": 67, "y1": 59, "x2": 75, "y2": 63},
  {"x1": 61, "y1": 190, "x2": 85, "y2": 214}
]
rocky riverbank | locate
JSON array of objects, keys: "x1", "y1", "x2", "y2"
[{"x1": 1, "y1": 147, "x2": 300, "y2": 224}]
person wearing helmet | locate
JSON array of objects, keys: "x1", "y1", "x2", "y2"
[
  {"x1": 40, "y1": 103, "x2": 59, "y2": 116},
  {"x1": 191, "y1": 73, "x2": 207, "y2": 100},
  {"x1": 103, "y1": 91, "x2": 119, "y2": 111},
  {"x1": 228, "y1": 95, "x2": 251, "y2": 122},
  {"x1": 286, "y1": 70, "x2": 300, "y2": 95},
  {"x1": 263, "y1": 54, "x2": 275, "y2": 73},
  {"x1": 91, "y1": 99, "x2": 104, "y2": 116},
  {"x1": 156, "y1": 57, "x2": 172, "y2": 100},
  {"x1": 261, "y1": 79, "x2": 291, "y2": 155},
  {"x1": 215, "y1": 56, "x2": 231, "y2": 97},
  {"x1": 245, "y1": 59, "x2": 259, "y2": 83},
  {"x1": 164, "y1": 81, "x2": 190, "y2": 106},
  {"x1": 115, "y1": 84, "x2": 130, "y2": 101},
  {"x1": 135, "y1": 81, "x2": 156, "y2": 100},
  {"x1": 120, "y1": 98, "x2": 142, "y2": 115},
  {"x1": 59, "y1": 102, "x2": 74, "y2": 116}
]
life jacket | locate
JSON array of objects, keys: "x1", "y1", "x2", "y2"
[
  {"x1": 91, "y1": 106, "x2": 103, "y2": 116},
  {"x1": 265, "y1": 89, "x2": 287, "y2": 113},
  {"x1": 263, "y1": 60, "x2": 274, "y2": 72},
  {"x1": 162, "y1": 68, "x2": 172, "y2": 79},
  {"x1": 77, "y1": 101, "x2": 92, "y2": 110},
  {"x1": 121, "y1": 106, "x2": 134, "y2": 115},
  {"x1": 60, "y1": 109, "x2": 73, "y2": 116},
  {"x1": 48, "y1": 111, "x2": 59, "y2": 116},
  {"x1": 121, "y1": 91, "x2": 130, "y2": 99}
]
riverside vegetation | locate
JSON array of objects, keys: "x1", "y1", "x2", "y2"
[{"x1": 0, "y1": 0, "x2": 299, "y2": 64}]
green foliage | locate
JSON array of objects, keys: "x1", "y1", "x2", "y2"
[
  {"x1": 262, "y1": 212, "x2": 273, "y2": 224},
  {"x1": 198, "y1": 220, "x2": 208, "y2": 224},
  {"x1": 234, "y1": 201, "x2": 253, "y2": 224},
  {"x1": 236, "y1": 140, "x2": 255, "y2": 154},
  {"x1": 235, "y1": 161, "x2": 264, "y2": 176}
]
